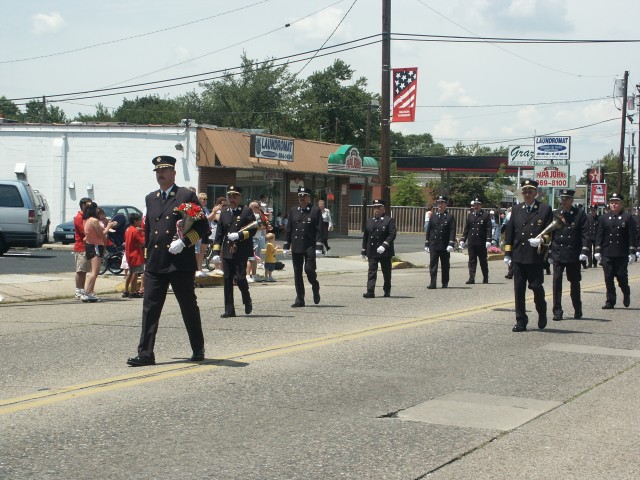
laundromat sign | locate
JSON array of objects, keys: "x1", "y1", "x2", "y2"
[
  {"x1": 534, "y1": 136, "x2": 571, "y2": 161},
  {"x1": 250, "y1": 134, "x2": 294, "y2": 161}
]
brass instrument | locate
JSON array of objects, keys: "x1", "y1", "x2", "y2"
[{"x1": 533, "y1": 214, "x2": 566, "y2": 253}]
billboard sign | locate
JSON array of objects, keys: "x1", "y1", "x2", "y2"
[
  {"x1": 250, "y1": 134, "x2": 294, "y2": 161},
  {"x1": 508, "y1": 145, "x2": 567, "y2": 166},
  {"x1": 534, "y1": 136, "x2": 571, "y2": 161},
  {"x1": 590, "y1": 183, "x2": 607, "y2": 205},
  {"x1": 534, "y1": 165, "x2": 569, "y2": 188}
]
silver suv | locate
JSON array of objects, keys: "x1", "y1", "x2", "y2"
[
  {"x1": 0, "y1": 180, "x2": 45, "y2": 255},
  {"x1": 33, "y1": 190, "x2": 51, "y2": 243}
]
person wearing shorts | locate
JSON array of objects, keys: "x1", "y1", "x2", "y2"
[{"x1": 73, "y1": 197, "x2": 92, "y2": 299}]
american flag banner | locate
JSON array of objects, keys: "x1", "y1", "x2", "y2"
[{"x1": 392, "y1": 67, "x2": 418, "y2": 122}]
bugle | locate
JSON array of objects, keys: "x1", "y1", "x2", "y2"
[{"x1": 533, "y1": 214, "x2": 566, "y2": 253}]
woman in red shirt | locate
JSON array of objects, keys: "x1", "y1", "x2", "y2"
[{"x1": 82, "y1": 202, "x2": 116, "y2": 302}]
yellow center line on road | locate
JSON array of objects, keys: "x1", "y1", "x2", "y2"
[{"x1": 0, "y1": 275, "x2": 632, "y2": 415}]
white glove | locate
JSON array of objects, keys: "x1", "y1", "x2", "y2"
[
  {"x1": 594, "y1": 253, "x2": 601, "y2": 262},
  {"x1": 212, "y1": 255, "x2": 220, "y2": 262},
  {"x1": 459, "y1": 241, "x2": 465, "y2": 249},
  {"x1": 579, "y1": 254, "x2": 588, "y2": 262},
  {"x1": 315, "y1": 249, "x2": 323, "y2": 256},
  {"x1": 446, "y1": 245, "x2": 454, "y2": 252},
  {"x1": 227, "y1": 232, "x2": 240, "y2": 242},
  {"x1": 504, "y1": 256, "x2": 512, "y2": 266},
  {"x1": 282, "y1": 249, "x2": 289, "y2": 256},
  {"x1": 376, "y1": 245, "x2": 386, "y2": 254},
  {"x1": 425, "y1": 247, "x2": 430, "y2": 253},
  {"x1": 362, "y1": 255, "x2": 367, "y2": 260},
  {"x1": 528, "y1": 237, "x2": 541, "y2": 248},
  {"x1": 629, "y1": 254, "x2": 635, "y2": 265},
  {"x1": 169, "y1": 239, "x2": 185, "y2": 254},
  {"x1": 636, "y1": 251, "x2": 640, "y2": 259},
  {"x1": 485, "y1": 242, "x2": 491, "y2": 249}
]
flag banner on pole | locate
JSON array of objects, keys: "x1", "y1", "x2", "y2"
[{"x1": 392, "y1": 67, "x2": 418, "y2": 122}]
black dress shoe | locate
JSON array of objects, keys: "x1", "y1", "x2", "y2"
[
  {"x1": 623, "y1": 294, "x2": 630, "y2": 308},
  {"x1": 313, "y1": 289, "x2": 320, "y2": 304},
  {"x1": 291, "y1": 301, "x2": 305, "y2": 308},
  {"x1": 512, "y1": 324, "x2": 527, "y2": 332},
  {"x1": 602, "y1": 303, "x2": 614, "y2": 310},
  {"x1": 465, "y1": 279, "x2": 475, "y2": 284},
  {"x1": 220, "y1": 311, "x2": 236, "y2": 318},
  {"x1": 363, "y1": 292, "x2": 375, "y2": 298},
  {"x1": 482, "y1": 278, "x2": 489, "y2": 284},
  {"x1": 190, "y1": 349, "x2": 205, "y2": 361},
  {"x1": 538, "y1": 314, "x2": 547, "y2": 330},
  {"x1": 127, "y1": 356, "x2": 155, "y2": 367},
  {"x1": 442, "y1": 284, "x2": 448, "y2": 288},
  {"x1": 574, "y1": 310, "x2": 583, "y2": 319},
  {"x1": 245, "y1": 302, "x2": 253, "y2": 314},
  {"x1": 552, "y1": 314, "x2": 562, "y2": 321},
  {"x1": 383, "y1": 291, "x2": 390, "y2": 297},
  {"x1": 505, "y1": 274, "x2": 513, "y2": 279},
  {"x1": 427, "y1": 284, "x2": 436, "y2": 289}
]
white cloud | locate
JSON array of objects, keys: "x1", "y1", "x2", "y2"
[
  {"x1": 432, "y1": 114, "x2": 460, "y2": 138},
  {"x1": 31, "y1": 11, "x2": 66, "y2": 35},
  {"x1": 504, "y1": 0, "x2": 536, "y2": 17},
  {"x1": 516, "y1": 105, "x2": 544, "y2": 128},
  {"x1": 437, "y1": 80, "x2": 477, "y2": 105},
  {"x1": 173, "y1": 47, "x2": 191, "y2": 63},
  {"x1": 291, "y1": 7, "x2": 353, "y2": 41}
]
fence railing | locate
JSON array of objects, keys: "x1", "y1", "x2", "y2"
[{"x1": 348, "y1": 205, "x2": 470, "y2": 236}]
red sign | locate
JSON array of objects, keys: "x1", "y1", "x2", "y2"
[
  {"x1": 588, "y1": 167, "x2": 604, "y2": 183},
  {"x1": 590, "y1": 183, "x2": 607, "y2": 206},
  {"x1": 392, "y1": 67, "x2": 418, "y2": 122}
]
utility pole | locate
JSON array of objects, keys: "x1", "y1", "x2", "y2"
[
  {"x1": 618, "y1": 70, "x2": 628, "y2": 194},
  {"x1": 380, "y1": 0, "x2": 391, "y2": 207},
  {"x1": 41, "y1": 96, "x2": 47, "y2": 123}
]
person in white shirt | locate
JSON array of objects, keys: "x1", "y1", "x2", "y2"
[{"x1": 318, "y1": 199, "x2": 333, "y2": 254}]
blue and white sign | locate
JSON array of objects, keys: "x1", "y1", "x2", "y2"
[
  {"x1": 250, "y1": 134, "x2": 294, "y2": 162},
  {"x1": 534, "y1": 136, "x2": 571, "y2": 161}
]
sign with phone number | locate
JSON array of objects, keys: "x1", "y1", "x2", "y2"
[{"x1": 534, "y1": 165, "x2": 569, "y2": 188}]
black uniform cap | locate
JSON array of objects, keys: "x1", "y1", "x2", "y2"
[
  {"x1": 435, "y1": 195, "x2": 448, "y2": 203},
  {"x1": 372, "y1": 199, "x2": 385, "y2": 206},
  {"x1": 559, "y1": 189, "x2": 575, "y2": 198},
  {"x1": 520, "y1": 179, "x2": 538, "y2": 190},
  {"x1": 609, "y1": 192, "x2": 624, "y2": 201},
  {"x1": 227, "y1": 185, "x2": 242, "y2": 195},
  {"x1": 152, "y1": 155, "x2": 177, "y2": 171},
  {"x1": 298, "y1": 186, "x2": 311, "y2": 196}
]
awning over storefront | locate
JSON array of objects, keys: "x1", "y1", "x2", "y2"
[
  {"x1": 197, "y1": 128, "x2": 338, "y2": 174},
  {"x1": 328, "y1": 145, "x2": 379, "y2": 177}
]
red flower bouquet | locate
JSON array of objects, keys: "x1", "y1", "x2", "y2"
[{"x1": 174, "y1": 202, "x2": 206, "y2": 240}]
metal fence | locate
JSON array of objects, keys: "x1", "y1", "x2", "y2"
[{"x1": 348, "y1": 205, "x2": 470, "y2": 236}]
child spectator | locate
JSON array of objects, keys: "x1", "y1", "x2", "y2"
[
  {"x1": 264, "y1": 232, "x2": 277, "y2": 282},
  {"x1": 124, "y1": 212, "x2": 145, "y2": 298}
]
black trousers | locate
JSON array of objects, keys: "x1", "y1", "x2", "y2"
[
  {"x1": 587, "y1": 238, "x2": 596, "y2": 266},
  {"x1": 429, "y1": 250, "x2": 450, "y2": 286},
  {"x1": 552, "y1": 261, "x2": 582, "y2": 316},
  {"x1": 292, "y1": 249, "x2": 319, "y2": 302},
  {"x1": 138, "y1": 270, "x2": 204, "y2": 360},
  {"x1": 513, "y1": 262, "x2": 546, "y2": 325},
  {"x1": 222, "y1": 255, "x2": 251, "y2": 314},
  {"x1": 467, "y1": 245, "x2": 489, "y2": 280},
  {"x1": 601, "y1": 256, "x2": 630, "y2": 306},
  {"x1": 367, "y1": 256, "x2": 392, "y2": 294},
  {"x1": 321, "y1": 222, "x2": 330, "y2": 252}
]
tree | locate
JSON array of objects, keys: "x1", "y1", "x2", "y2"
[
  {"x1": 426, "y1": 176, "x2": 487, "y2": 207},
  {"x1": 593, "y1": 150, "x2": 633, "y2": 206},
  {"x1": 392, "y1": 173, "x2": 425, "y2": 206},
  {"x1": 0, "y1": 96, "x2": 21, "y2": 120},
  {"x1": 23, "y1": 99, "x2": 66, "y2": 123},
  {"x1": 74, "y1": 103, "x2": 114, "y2": 122},
  {"x1": 112, "y1": 95, "x2": 181, "y2": 124},
  {"x1": 390, "y1": 131, "x2": 447, "y2": 158},
  {"x1": 484, "y1": 163, "x2": 509, "y2": 208}
]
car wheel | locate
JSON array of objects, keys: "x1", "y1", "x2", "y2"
[{"x1": 43, "y1": 223, "x2": 50, "y2": 244}]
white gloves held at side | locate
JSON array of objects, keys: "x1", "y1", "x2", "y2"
[
  {"x1": 446, "y1": 245, "x2": 454, "y2": 253},
  {"x1": 227, "y1": 232, "x2": 240, "y2": 242},
  {"x1": 425, "y1": 247, "x2": 430, "y2": 254},
  {"x1": 459, "y1": 241, "x2": 465, "y2": 249},
  {"x1": 169, "y1": 239, "x2": 185, "y2": 254},
  {"x1": 504, "y1": 256, "x2": 512, "y2": 266},
  {"x1": 594, "y1": 253, "x2": 602, "y2": 262},
  {"x1": 528, "y1": 237, "x2": 541, "y2": 248},
  {"x1": 282, "y1": 249, "x2": 289, "y2": 256},
  {"x1": 315, "y1": 250, "x2": 323, "y2": 256},
  {"x1": 629, "y1": 254, "x2": 636, "y2": 265},
  {"x1": 579, "y1": 254, "x2": 588, "y2": 262},
  {"x1": 485, "y1": 242, "x2": 491, "y2": 249},
  {"x1": 376, "y1": 245, "x2": 386, "y2": 254}
]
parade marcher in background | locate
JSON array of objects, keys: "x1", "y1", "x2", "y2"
[
  {"x1": 73, "y1": 197, "x2": 92, "y2": 300},
  {"x1": 585, "y1": 205, "x2": 599, "y2": 268},
  {"x1": 504, "y1": 179, "x2": 553, "y2": 332},
  {"x1": 633, "y1": 207, "x2": 640, "y2": 263},
  {"x1": 549, "y1": 189, "x2": 589, "y2": 321},
  {"x1": 127, "y1": 155, "x2": 209, "y2": 367},
  {"x1": 283, "y1": 187, "x2": 324, "y2": 307},
  {"x1": 425, "y1": 195, "x2": 456, "y2": 289},
  {"x1": 459, "y1": 197, "x2": 492, "y2": 284},
  {"x1": 318, "y1": 199, "x2": 333, "y2": 254},
  {"x1": 361, "y1": 199, "x2": 397, "y2": 298},
  {"x1": 212, "y1": 186, "x2": 256, "y2": 317},
  {"x1": 595, "y1": 193, "x2": 636, "y2": 309}
]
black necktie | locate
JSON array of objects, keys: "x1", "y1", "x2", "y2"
[{"x1": 162, "y1": 191, "x2": 167, "y2": 200}]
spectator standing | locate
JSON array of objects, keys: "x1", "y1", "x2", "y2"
[
  {"x1": 82, "y1": 202, "x2": 116, "y2": 303},
  {"x1": 283, "y1": 187, "x2": 324, "y2": 307},
  {"x1": 126, "y1": 156, "x2": 209, "y2": 366},
  {"x1": 73, "y1": 197, "x2": 92, "y2": 300},
  {"x1": 123, "y1": 212, "x2": 145, "y2": 298},
  {"x1": 425, "y1": 195, "x2": 456, "y2": 289},
  {"x1": 264, "y1": 232, "x2": 277, "y2": 282},
  {"x1": 459, "y1": 197, "x2": 492, "y2": 284},
  {"x1": 361, "y1": 199, "x2": 396, "y2": 298},
  {"x1": 424, "y1": 205, "x2": 433, "y2": 234},
  {"x1": 318, "y1": 199, "x2": 333, "y2": 254},
  {"x1": 595, "y1": 192, "x2": 636, "y2": 309},
  {"x1": 549, "y1": 189, "x2": 589, "y2": 321},
  {"x1": 247, "y1": 201, "x2": 268, "y2": 282},
  {"x1": 504, "y1": 179, "x2": 553, "y2": 332}
]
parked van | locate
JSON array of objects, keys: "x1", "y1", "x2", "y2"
[
  {"x1": 33, "y1": 190, "x2": 51, "y2": 242},
  {"x1": 0, "y1": 180, "x2": 45, "y2": 255}
]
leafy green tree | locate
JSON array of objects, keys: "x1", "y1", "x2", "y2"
[
  {"x1": 427, "y1": 176, "x2": 487, "y2": 207},
  {"x1": 484, "y1": 163, "x2": 508, "y2": 208},
  {"x1": 593, "y1": 150, "x2": 633, "y2": 206},
  {"x1": 0, "y1": 96, "x2": 21, "y2": 119},
  {"x1": 23, "y1": 99, "x2": 66, "y2": 123},
  {"x1": 392, "y1": 173, "x2": 425, "y2": 206},
  {"x1": 390, "y1": 131, "x2": 447, "y2": 158},
  {"x1": 112, "y1": 95, "x2": 181, "y2": 124},
  {"x1": 74, "y1": 103, "x2": 114, "y2": 122}
]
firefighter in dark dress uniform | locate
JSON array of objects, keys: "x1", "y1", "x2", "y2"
[
  {"x1": 361, "y1": 199, "x2": 397, "y2": 298},
  {"x1": 633, "y1": 207, "x2": 640, "y2": 262},
  {"x1": 595, "y1": 192, "x2": 636, "y2": 309},
  {"x1": 127, "y1": 155, "x2": 209, "y2": 366},
  {"x1": 586, "y1": 205, "x2": 599, "y2": 268},
  {"x1": 212, "y1": 186, "x2": 256, "y2": 318},
  {"x1": 459, "y1": 197, "x2": 492, "y2": 284},
  {"x1": 504, "y1": 179, "x2": 553, "y2": 332},
  {"x1": 283, "y1": 187, "x2": 324, "y2": 307},
  {"x1": 549, "y1": 189, "x2": 589, "y2": 321},
  {"x1": 425, "y1": 195, "x2": 456, "y2": 289}
]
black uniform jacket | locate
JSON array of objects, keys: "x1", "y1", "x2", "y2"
[
  {"x1": 504, "y1": 200, "x2": 553, "y2": 264},
  {"x1": 425, "y1": 210, "x2": 456, "y2": 251},
  {"x1": 144, "y1": 185, "x2": 208, "y2": 273},
  {"x1": 213, "y1": 205, "x2": 257, "y2": 260},
  {"x1": 549, "y1": 206, "x2": 589, "y2": 263},
  {"x1": 595, "y1": 211, "x2": 637, "y2": 258},
  {"x1": 587, "y1": 214, "x2": 599, "y2": 240},
  {"x1": 362, "y1": 216, "x2": 397, "y2": 258},
  {"x1": 634, "y1": 214, "x2": 640, "y2": 250},
  {"x1": 283, "y1": 205, "x2": 323, "y2": 253},
  {"x1": 461, "y1": 210, "x2": 492, "y2": 246}
]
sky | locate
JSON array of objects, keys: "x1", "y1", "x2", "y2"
[{"x1": 2, "y1": 0, "x2": 640, "y2": 177}]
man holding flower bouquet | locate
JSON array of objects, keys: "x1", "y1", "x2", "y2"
[{"x1": 127, "y1": 155, "x2": 209, "y2": 367}]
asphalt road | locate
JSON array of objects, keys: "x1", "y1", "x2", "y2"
[{"x1": 1, "y1": 261, "x2": 639, "y2": 478}]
